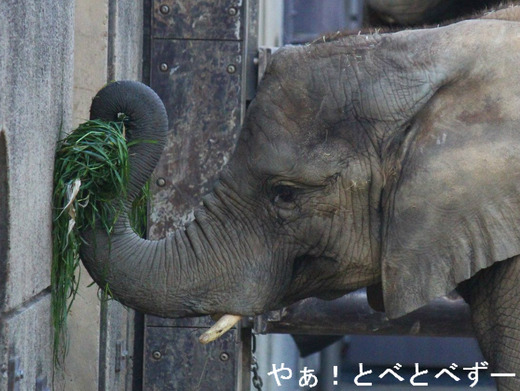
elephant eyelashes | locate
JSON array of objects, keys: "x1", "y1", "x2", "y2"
[{"x1": 272, "y1": 184, "x2": 297, "y2": 204}]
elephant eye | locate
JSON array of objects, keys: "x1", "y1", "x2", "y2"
[{"x1": 272, "y1": 184, "x2": 297, "y2": 204}]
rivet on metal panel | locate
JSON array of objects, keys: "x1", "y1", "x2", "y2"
[
  {"x1": 156, "y1": 177, "x2": 166, "y2": 187},
  {"x1": 228, "y1": 7, "x2": 238, "y2": 16},
  {"x1": 226, "y1": 64, "x2": 237, "y2": 74},
  {"x1": 220, "y1": 352, "x2": 230, "y2": 361},
  {"x1": 159, "y1": 63, "x2": 169, "y2": 72},
  {"x1": 159, "y1": 5, "x2": 170, "y2": 15},
  {"x1": 152, "y1": 350, "x2": 162, "y2": 360}
]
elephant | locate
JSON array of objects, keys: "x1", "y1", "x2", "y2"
[
  {"x1": 81, "y1": 5, "x2": 520, "y2": 389},
  {"x1": 366, "y1": 0, "x2": 504, "y2": 26}
]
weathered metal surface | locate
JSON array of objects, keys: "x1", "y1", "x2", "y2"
[
  {"x1": 144, "y1": 1, "x2": 258, "y2": 389},
  {"x1": 144, "y1": 37, "x2": 246, "y2": 375},
  {"x1": 149, "y1": 39, "x2": 243, "y2": 236},
  {"x1": 255, "y1": 289, "x2": 474, "y2": 337},
  {"x1": 143, "y1": 327, "x2": 238, "y2": 390},
  {"x1": 238, "y1": 327, "x2": 252, "y2": 391},
  {"x1": 243, "y1": 0, "x2": 259, "y2": 102},
  {"x1": 153, "y1": 0, "x2": 244, "y2": 40}
]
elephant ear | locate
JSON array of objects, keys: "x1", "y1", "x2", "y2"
[{"x1": 381, "y1": 83, "x2": 520, "y2": 319}]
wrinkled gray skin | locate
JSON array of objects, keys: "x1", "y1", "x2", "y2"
[{"x1": 82, "y1": 7, "x2": 520, "y2": 389}]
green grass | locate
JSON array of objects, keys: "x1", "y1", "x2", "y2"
[{"x1": 52, "y1": 119, "x2": 149, "y2": 367}]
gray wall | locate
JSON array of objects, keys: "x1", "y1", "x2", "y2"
[
  {"x1": 0, "y1": 1, "x2": 74, "y2": 389},
  {"x1": 0, "y1": 1, "x2": 143, "y2": 389}
]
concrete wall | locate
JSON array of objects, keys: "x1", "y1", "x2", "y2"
[
  {"x1": 0, "y1": 1, "x2": 74, "y2": 390},
  {"x1": 61, "y1": 1, "x2": 143, "y2": 390},
  {"x1": 0, "y1": 1, "x2": 143, "y2": 390}
]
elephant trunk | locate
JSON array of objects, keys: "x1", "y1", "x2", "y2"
[
  {"x1": 89, "y1": 80, "x2": 167, "y2": 200},
  {"x1": 80, "y1": 216, "x2": 224, "y2": 318},
  {"x1": 79, "y1": 81, "x2": 210, "y2": 318}
]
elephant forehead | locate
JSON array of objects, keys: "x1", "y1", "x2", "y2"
[
  {"x1": 246, "y1": 124, "x2": 308, "y2": 177},
  {"x1": 239, "y1": 119, "x2": 341, "y2": 184},
  {"x1": 241, "y1": 99, "x2": 310, "y2": 167}
]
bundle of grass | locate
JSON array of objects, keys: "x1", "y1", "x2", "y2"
[{"x1": 52, "y1": 118, "x2": 148, "y2": 366}]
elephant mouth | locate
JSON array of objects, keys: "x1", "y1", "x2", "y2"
[{"x1": 198, "y1": 255, "x2": 337, "y2": 344}]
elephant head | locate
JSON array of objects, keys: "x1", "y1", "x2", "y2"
[{"x1": 81, "y1": 14, "x2": 520, "y2": 327}]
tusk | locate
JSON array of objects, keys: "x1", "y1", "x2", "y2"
[{"x1": 199, "y1": 314, "x2": 242, "y2": 344}]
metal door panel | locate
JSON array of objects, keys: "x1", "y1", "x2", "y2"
[
  {"x1": 143, "y1": 1, "x2": 256, "y2": 387},
  {"x1": 145, "y1": 37, "x2": 244, "y2": 385},
  {"x1": 144, "y1": 327, "x2": 238, "y2": 390},
  {"x1": 153, "y1": 0, "x2": 244, "y2": 40},
  {"x1": 149, "y1": 39, "x2": 243, "y2": 236}
]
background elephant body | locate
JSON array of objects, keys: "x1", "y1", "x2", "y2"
[
  {"x1": 81, "y1": 5, "x2": 520, "y2": 389},
  {"x1": 366, "y1": 0, "x2": 504, "y2": 26},
  {"x1": 458, "y1": 255, "x2": 520, "y2": 389}
]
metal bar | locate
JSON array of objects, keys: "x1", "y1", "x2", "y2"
[
  {"x1": 243, "y1": 0, "x2": 259, "y2": 103},
  {"x1": 237, "y1": 327, "x2": 253, "y2": 391},
  {"x1": 254, "y1": 289, "x2": 474, "y2": 337}
]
